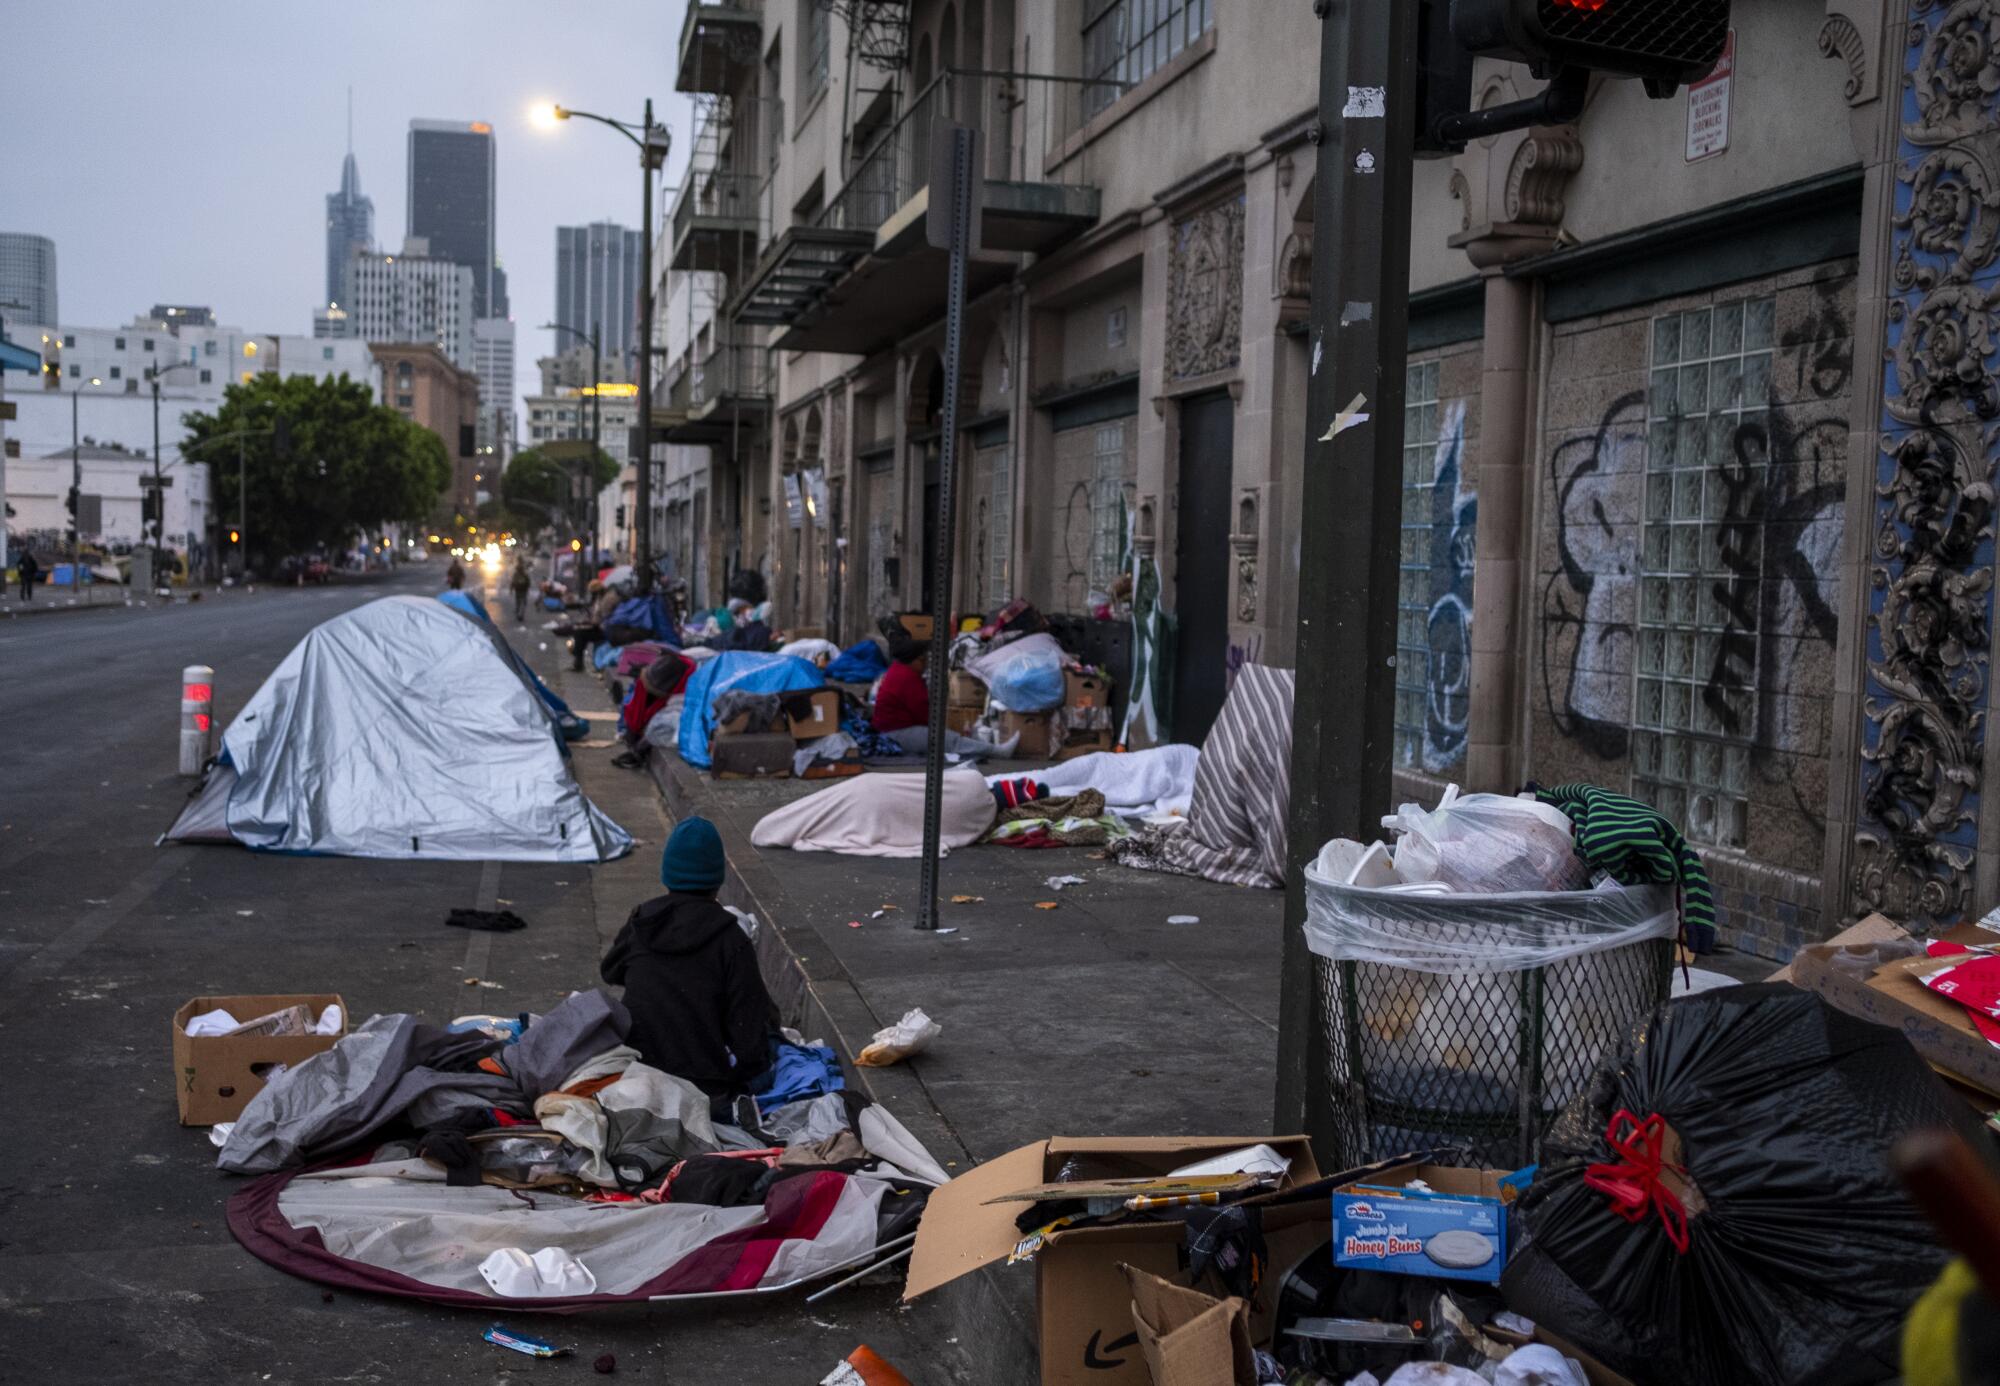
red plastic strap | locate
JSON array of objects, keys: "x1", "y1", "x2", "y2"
[{"x1": 1581, "y1": 1108, "x2": 1692, "y2": 1255}]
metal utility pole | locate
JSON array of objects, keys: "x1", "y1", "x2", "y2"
[
  {"x1": 70, "y1": 386, "x2": 84, "y2": 593},
  {"x1": 916, "y1": 124, "x2": 981, "y2": 933},
  {"x1": 635, "y1": 96, "x2": 661, "y2": 587},
  {"x1": 1272, "y1": 0, "x2": 1419, "y2": 1147}
]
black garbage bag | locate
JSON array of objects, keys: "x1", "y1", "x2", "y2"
[{"x1": 1500, "y1": 982, "x2": 1975, "y2": 1386}]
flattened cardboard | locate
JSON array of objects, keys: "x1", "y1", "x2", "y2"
[
  {"x1": 783, "y1": 688, "x2": 843, "y2": 740},
  {"x1": 1788, "y1": 913, "x2": 2000, "y2": 1098},
  {"x1": 1122, "y1": 1264, "x2": 1257, "y2": 1386},
  {"x1": 1056, "y1": 731, "x2": 1114, "y2": 762},
  {"x1": 172, "y1": 993, "x2": 344, "y2": 1126}
]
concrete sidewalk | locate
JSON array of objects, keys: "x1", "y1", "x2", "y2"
[{"x1": 629, "y1": 720, "x2": 1289, "y2": 1378}]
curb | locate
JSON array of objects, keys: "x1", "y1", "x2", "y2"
[{"x1": 645, "y1": 752, "x2": 1039, "y2": 1382}]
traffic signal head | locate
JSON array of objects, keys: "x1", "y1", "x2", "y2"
[
  {"x1": 1453, "y1": 0, "x2": 1729, "y2": 89},
  {"x1": 229, "y1": 529, "x2": 241, "y2": 544}
]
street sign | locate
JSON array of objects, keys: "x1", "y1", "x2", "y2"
[
  {"x1": 140, "y1": 474, "x2": 175, "y2": 488},
  {"x1": 1686, "y1": 30, "x2": 1735, "y2": 162}
]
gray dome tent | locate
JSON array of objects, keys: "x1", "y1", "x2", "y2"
[{"x1": 166, "y1": 596, "x2": 631, "y2": 862}]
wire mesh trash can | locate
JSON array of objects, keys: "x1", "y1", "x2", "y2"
[{"x1": 1301, "y1": 869, "x2": 1676, "y2": 1170}]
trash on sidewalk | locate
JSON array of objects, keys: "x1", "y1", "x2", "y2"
[
  {"x1": 446, "y1": 908, "x2": 528, "y2": 933},
  {"x1": 483, "y1": 1325, "x2": 571, "y2": 1358},
  {"x1": 857, "y1": 1009, "x2": 941, "y2": 1067},
  {"x1": 905, "y1": 1134, "x2": 1321, "y2": 1386},
  {"x1": 1045, "y1": 875, "x2": 1088, "y2": 890},
  {"x1": 1122, "y1": 1263, "x2": 1259, "y2": 1386},
  {"x1": 1034, "y1": 901, "x2": 1060, "y2": 910},
  {"x1": 820, "y1": 1345, "x2": 914, "y2": 1386},
  {"x1": 1502, "y1": 984, "x2": 1977, "y2": 1386},
  {"x1": 173, "y1": 993, "x2": 347, "y2": 1125},
  {"x1": 478, "y1": 1246, "x2": 598, "y2": 1297},
  {"x1": 950, "y1": 895, "x2": 984, "y2": 904},
  {"x1": 1330, "y1": 1162, "x2": 1527, "y2": 1285}
]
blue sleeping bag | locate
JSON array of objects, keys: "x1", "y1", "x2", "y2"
[
  {"x1": 825, "y1": 638, "x2": 889, "y2": 685},
  {"x1": 606, "y1": 595, "x2": 680, "y2": 646},
  {"x1": 677, "y1": 652, "x2": 825, "y2": 769}
]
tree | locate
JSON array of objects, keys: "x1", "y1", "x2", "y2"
[
  {"x1": 503, "y1": 445, "x2": 618, "y2": 540},
  {"x1": 182, "y1": 374, "x2": 451, "y2": 564}
]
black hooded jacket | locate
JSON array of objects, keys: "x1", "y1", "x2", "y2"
[{"x1": 600, "y1": 892, "x2": 776, "y2": 1096}]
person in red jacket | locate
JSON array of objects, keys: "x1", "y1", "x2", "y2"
[{"x1": 872, "y1": 632, "x2": 1017, "y2": 759}]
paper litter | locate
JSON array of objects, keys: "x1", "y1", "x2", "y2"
[{"x1": 857, "y1": 1008, "x2": 942, "y2": 1067}]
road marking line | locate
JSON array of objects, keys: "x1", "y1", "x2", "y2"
[{"x1": 7, "y1": 852, "x2": 184, "y2": 983}]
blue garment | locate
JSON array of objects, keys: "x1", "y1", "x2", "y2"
[
  {"x1": 607, "y1": 595, "x2": 680, "y2": 646},
  {"x1": 677, "y1": 652, "x2": 825, "y2": 769},
  {"x1": 661, "y1": 817, "x2": 725, "y2": 892},
  {"x1": 840, "y1": 713, "x2": 907, "y2": 761},
  {"x1": 751, "y1": 1042, "x2": 845, "y2": 1113},
  {"x1": 825, "y1": 639, "x2": 889, "y2": 684},
  {"x1": 593, "y1": 639, "x2": 621, "y2": 671}
]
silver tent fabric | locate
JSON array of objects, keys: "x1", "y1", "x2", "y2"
[{"x1": 170, "y1": 595, "x2": 630, "y2": 862}]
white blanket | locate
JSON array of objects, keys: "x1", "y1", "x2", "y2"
[
  {"x1": 750, "y1": 767, "x2": 996, "y2": 857},
  {"x1": 990, "y1": 743, "x2": 1199, "y2": 816}
]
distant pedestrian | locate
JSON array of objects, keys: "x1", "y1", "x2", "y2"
[
  {"x1": 510, "y1": 554, "x2": 532, "y2": 623},
  {"x1": 15, "y1": 550, "x2": 38, "y2": 601},
  {"x1": 446, "y1": 556, "x2": 466, "y2": 591}
]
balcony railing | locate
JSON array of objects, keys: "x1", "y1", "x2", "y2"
[
  {"x1": 821, "y1": 68, "x2": 1129, "y2": 238},
  {"x1": 691, "y1": 339, "x2": 771, "y2": 408},
  {"x1": 673, "y1": 167, "x2": 764, "y2": 244}
]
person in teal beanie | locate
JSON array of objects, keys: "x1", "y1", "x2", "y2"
[{"x1": 600, "y1": 817, "x2": 776, "y2": 1097}]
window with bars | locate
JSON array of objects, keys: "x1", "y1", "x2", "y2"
[
  {"x1": 1631, "y1": 295, "x2": 1777, "y2": 849},
  {"x1": 1395, "y1": 360, "x2": 1441, "y2": 772},
  {"x1": 1089, "y1": 422, "x2": 1128, "y2": 591},
  {"x1": 1082, "y1": 0, "x2": 1213, "y2": 118},
  {"x1": 989, "y1": 446, "x2": 1013, "y2": 603},
  {"x1": 801, "y1": 0, "x2": 829, "y2": 104}
]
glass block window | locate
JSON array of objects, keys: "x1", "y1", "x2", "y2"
[
  {"x1": 1089, "y1": 421, "x2": 1128, "y2": 590},
  {"x1": 989, "y1": 446, "x2": 1013, "y2": 603},
  {"x1": 1395, "y1": 359, "x2": 1442, "y2": 771},
  {"x1": 1632, "y1": 295, "x2": 1776, "y2": 849}
]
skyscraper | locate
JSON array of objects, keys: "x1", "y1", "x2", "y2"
[
  {"x1": 407, "y1": 119, "x2": 498, "y2": 317},
  {"x1": 324, "y1": 99, "x2": 374, "y2": 307},
  {"x1": 0, "y1": 232, "x2": 58, "y2": 325},
  {"x1": 345, "y1": 239, "x2": 476, "y2": 369},
  {"x1": 555, "y1": 222, "x2": 643, "y2": 366}
]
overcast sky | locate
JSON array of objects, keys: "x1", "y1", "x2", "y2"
[{"x1": 0, "y1": 0, "x2": 695, "y2": 421}]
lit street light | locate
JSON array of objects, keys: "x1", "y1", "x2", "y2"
[{"x1": 535, "y1": 98, "x2": 670, "y2": 589}]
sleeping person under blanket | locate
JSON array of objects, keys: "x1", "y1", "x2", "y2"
[{"x1": 600, "y1": 817, "x2": 778, "y2": 1106}]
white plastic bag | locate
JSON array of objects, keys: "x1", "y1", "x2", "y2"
[
  {"x1": 857, "y1": 1007, "x2": 941, "y2": 1067},
  {"x1": 1384, "y1": 785, "x2": 1590, "y2": 894}
]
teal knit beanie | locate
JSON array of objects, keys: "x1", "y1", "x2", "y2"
[{"x1": 661, "y1": 817, "x2": 725, "y2": 893}]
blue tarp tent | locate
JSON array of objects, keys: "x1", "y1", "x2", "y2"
[
  {"x1": 677, "y1": 652, "x2": 825, "y2": 769},
  {"x1": 825, "y1": 639, "x2": 889, "y2": 685},
  {"x1": 435, "y1": 590, "x2": 587, "y2": 739}
]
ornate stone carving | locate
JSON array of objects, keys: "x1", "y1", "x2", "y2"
[
  {"x1": 1232, "y1": 491, "x2": 1260, "y2": 622},
  {"x1": 1817, "y1": 12, "x2": 1874, "y2": 105},
  {"x1": 1167, "y1": 194, "x2": 1245, "y2": 381},
  {"x1": 1501, "y1": 131, "x2": 1585, "y2": 228},
  {"x1": 1854, "y1": 0, "x2": 2000, "y2": 930},
  {"x1": 1277, "y1": 229, "x2": 1312, "y2": 300}
]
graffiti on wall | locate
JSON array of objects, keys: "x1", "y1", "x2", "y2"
[
  {"x1": 1538, "y1": 324, "x2": 1850, "y2": 836},
  {"x1": 1418, "y1": 403, "x2": 1477, "y2": 772}
]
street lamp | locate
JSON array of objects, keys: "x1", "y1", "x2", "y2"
[
  {"x1": 148, "y1": 360, "x2": 200, "y2": 572},
  {"x1": 66, "y1": 375, "x2": 104, "y2": 592},
  {"x1": 537, "y1": 99, "x2": 671, "y2": 588},
  {"x1": 543, "y1": 318, "x2": 601, "y2": 577}
]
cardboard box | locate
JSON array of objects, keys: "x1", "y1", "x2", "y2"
[
  {"x1": 1056, "y1": 731, "x2": 1114, "y2": 762},
  {"x1": 172, "y1": 993, "x2": 345, "y2": 1126},
  {"x1": 782, "y1": 688, "x2": 843, "y2": 741},
  {"x1": 946, "y1": 703, "x2": 983, "y2": 736},
  {"x1": 998, "y1": 710, "x2": 1051, "y2": 760},
  {"x1": 1122, "y1": 1265, "x2": 1257, "y2": 1386},
  {"x1": 1065, "y1": 669, "x2": 1111, "y2": 710},
  {"x1": 801, "y1": 760, "x2": 863, "y2": 780},
  {"x1": 949, "y1": 671, "x2": 987, "y2": 707},
  {"x1": 714, "y1": 710, "x2": 753, "y2": 737},
  {"x1": 1789, "y1": 913, "x2": 2000, "y2": 1098},
  {"x1": 1330, "y1": 1161, "x2": 1522, "y2": 1284},
  {"x1": 905, "y1": 1135, "x2": 1321, "y2": 1386},
  {"x1": 710, "y1": 732, "x2": 795, "y2": 779},
  {"x1": 897, "y1": 612, "x2": 935, "y2": 643}
]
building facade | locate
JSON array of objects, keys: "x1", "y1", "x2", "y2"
[
  {"x1": 472, "y1": 314, "x2": 517, "y2": 457},
  {"x1": 408, "y1": 119, "x2": 502, "y2": 317},
  {"x1": 325, "y1": 150, "x2": 375, "y2": 307},
  {"x1": 650, "y1": 0, "x2": 2000, "y2": 959},
  {"x1": 0, "y1": 232, "x2": 57, "y2": 325},
  {"x1": 369, "y1": 341, "x2": 481, "y2": 514},
  {"x1": 555, "y1": 222, "x2": 644, "y2": 371},
  {"x1": 8, "y1": 442, "x2": 211, "y2": 561},
  {"x1": 345, "y1": 241, "x2": 476, "y2": 370},
  {"x1": 17, "y1": 316, "x2": 379, "y2": 404}
]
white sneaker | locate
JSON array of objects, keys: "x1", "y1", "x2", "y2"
[{"x1": 994, "y1": 732, "x2": 1021, "y2": 758}]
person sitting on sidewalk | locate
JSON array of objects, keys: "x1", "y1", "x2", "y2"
[
  {"x1": 611, "y1": 651, "x2": 692, "y2": 770},
  {"x1": 556, "y1": 580, "x2": 621, "y2": 671},
  {"x1": 871, "y1": 630, "x2": 1016, "y2": 760},
  {"x1": 600, "y1": 818, "x2": 777, "y2": 1103}
]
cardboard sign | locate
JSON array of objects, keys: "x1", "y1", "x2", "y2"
[{"x1": 1686, "y1": 30, "x2": 1735, "y2": 163}]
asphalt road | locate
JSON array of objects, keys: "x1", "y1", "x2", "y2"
[{"x1": 0, "y1": 566, "x2": 958, "y2": 1385}]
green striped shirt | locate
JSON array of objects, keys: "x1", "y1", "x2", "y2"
[{"x1": 1533, "y1": 783, "x2": 1715, "y2": 947}]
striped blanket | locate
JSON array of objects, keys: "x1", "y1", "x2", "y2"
[{"x1": 1110, "y1": 664, "x2": 1296, "y2": 889}]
